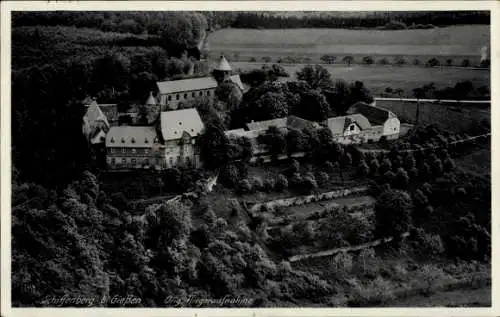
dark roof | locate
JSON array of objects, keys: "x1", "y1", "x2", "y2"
[
  {"x1": 325, "y1": 114, "x2": 371, "y2": 135},
  {"x1": 106, "y1": 126, "x2": 157, "y2": 148},
  {"x1": 348, "y1": 102, "x2": 396, "y2": 125},
  {"x1": 287, "y1": 115, "x2": 321, "y2": 131}
]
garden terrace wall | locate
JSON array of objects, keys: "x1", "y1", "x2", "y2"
[{"x1": 249, "y1": 186, "x2": 369, "y2": 213}]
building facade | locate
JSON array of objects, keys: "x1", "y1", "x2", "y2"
[{"x1": 105, "y1": 126, "x2": 160, "y2": 169}]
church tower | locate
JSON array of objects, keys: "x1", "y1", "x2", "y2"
[{"x1": 212, "y1": 55, "x2": 232, "y2": 84}]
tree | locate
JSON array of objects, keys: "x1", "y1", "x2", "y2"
[
  {"x1": 446, "y1": 59, "x2": 453, "y2": 66},
  {"x1": 276, "y1": 174, "x2": 289, "y2": 192},
  {"x1": 295, "y1": 65, "x2": 333, "y2": 90},
  {"x1": 461, "y1": 59, "x2": 471, "y2": 67},
  {"x1": 293, "y1": 90, "x2": 330, "y2": 121},
  {"x1": 394, "y1": 88, "x2": 404, "y2": 99},
  {"x1": 287, "y1": 129, "x2": 308, "y2": 154},
  {"x1": 362, "y1": 56, "x2": 374, "y2": 65},
  {"x1": 198, "y1": 122, "x2": 231, "y2": 170},
  {"x1": 342, "y1": 55, "x2": 354, "y2": 66},
  {"x1": 375, "y1": 189, "x2": 413, "y2": 240},
  {"x1": 426, "y1": 57, "x2": 440, "y2": 67},
  {"x1": 320, "y1": 55, "x2": 336, "y2": 64},
  {"x1": 394, "y1": 56, "x2": 407, "y2": 66},
  {"x1": 258, "y1": 126, "x2": 287, "y2": 158},
  {"x1": 356, "y1": 161, "x2": 370, "y2": 178}
]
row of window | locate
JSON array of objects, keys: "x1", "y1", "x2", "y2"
[
  {"x1": 109, "y1": 148, "x2": 150, "y2": 154},
  {"x1": 109, "y1": 137, "x2": 158, "y2": 144},
  {"x1": 167, "y1": 89, "x2": 213, "y2": 102},
  {"x1": 109, "y1": 156, "x2": 193, "y2": 167}
]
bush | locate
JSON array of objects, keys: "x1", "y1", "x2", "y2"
[
  {"x1": 275, "y1": 174, "x2": 288, "y2": 192},
  {"x1": 264, "y1": 177, "x2": 276, "y2": 193},
  {"x1": 238, "y1": 179, "x2": 253, "y2": 194},
  {"x1": 412, "y1": 58, "x2": 421, "y2": 66}
]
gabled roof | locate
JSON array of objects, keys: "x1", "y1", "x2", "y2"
[
  {"x1": 157, "y1": 77, "x2": 218, "y2": 95},
  {"x1": 287, "y1": 115, "x2": 321, "y2": 131},
  {"x1": 229, "y1": 75, "x2": 245, "y2": 91},
  {"x1": 160, "y1": 108, "x2": 205, "y2": 141},
  {"x1": 348, "y1": 101, "x2": 396, "y2": 125},
  {"x1": 246, "y1": 118, "x2": 288, "y2": 132},
  {"x1": 215, "y1": 55, "x2": 232, "y2": 71},
  {"x1": 325, "y1": 114, "x2": 371, "y2": 135},
  {"x1": 83, "y1": 101, "x2": 110, "y2": 128},
  {"x1": 106, "y1": 126, "x2": 157, "y2": 148}
]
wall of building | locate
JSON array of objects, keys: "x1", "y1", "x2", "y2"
[
  {"x1": 382, "y1": 117, "x2": 400, "y2": 136},
  {"x1": 106, "y1": 147, "x2": 157, "y2": 169},
  {"x1": 343, "y1": 123, "x2": 361, "y2": 137},
  {"x1": 160, "y1": 88, "x2": 215, "y2": 109}
]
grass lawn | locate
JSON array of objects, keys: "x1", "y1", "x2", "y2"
[
  {"x1": 376, "y1": 100, "x2": 490, "y2": 132},
  {"x1": 207, "y1": 25, "x2": 489, "y2": 64},
  {"x1": 454, "y1": 148, "x2": 491, "y2": 179}
]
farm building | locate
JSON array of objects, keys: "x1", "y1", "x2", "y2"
[
  {"x1": 324, "y1": 102, "x2": 401, "y2": 144},
  {"x1": 156, "y1": 55, "x2": 244, "y2": 110}
]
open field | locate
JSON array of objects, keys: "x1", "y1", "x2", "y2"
[
  {"x1": 207, "y1": 25, "x2": 489, "y2": 64},
  {"x1": 232, "y1": 62, "x2": 490, "y2": 98},
  {"x1": 455, "y1": 148, "x2": 491, "y2": 179},
  {"x1": 375, "y1": 100, "x2": 490, "y2": 132}
]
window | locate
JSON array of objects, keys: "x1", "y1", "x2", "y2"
[
  {"x1": 192, "y1": 92, "x2": 196, "y2": 97},
  {"x1": 131, "y1": 158, "x2": 136, "y2": 165},
  {"x1": 121, "y1": 137, "x2": 125, "y2": 143},
  {"x1": 132, "y1": 149, "x2": 136, "y2": 154},
  {"x1": 206, "y1": 91, "x2": 210, "y2": 96},
  {"x1": 185, "y1": 157, "x2": 191, "y2": 166},
  {"x1": 110, "y1": 148, "x2": 115, "y2": 153},
  {"x1": 199, "y1": 91, "x2": 203, "y2": 96},
  {"x1": 169, "y1": 157, "x2": 173, "y2": 165},
  {"x1": 184, "y1": 93, "x2": 187, "y2": 99},
  {"x1": 349, "y1": 124, "x2": 355, "y2": 131},
  {"x1": 122, "y1": 158, "x2": 126, "y2": 163},
  {"x1": 110, "y1": 137, "x2": 115, "y2": 143},
  {"x1": 111, "y1": 158, "x2": 116, "y2": 164},
  {"x1": 178, "y1": 121, "x2": 182, "y2": 125},
  {"x1": 131, "y1": 137, "x2": 135, "y2": 144},
  {"x1": 145, "y1": 138, "x2": 149, "y2": 144},
  {"x1": 177, "y1": 155, "x2": 181, "y2": 163},
  {"x1": 121, "y1": 148, "x2": 126, "y2": 154},
  {"x1": 144, "y1": 159, "x2": 149, "y2": 165},
  {"x1": 168, "y1": 95, "x2": 172, "y2": 101},
  {"x1": 176, "y1": 94, "x2": 180, "y2": 100},
  {"x1": 145, "y1": 149, "x2": 149, "y2": 154}
]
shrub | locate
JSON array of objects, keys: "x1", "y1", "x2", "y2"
[
  {"x1": 238, "y1": 179, "x2": 253, "y2": 194},
  {"x1": 362, "y1": 56, "x2": 374, "y2": 65},
  {"x1": 479, "y1": 59, "x2": 490, "y2": 68},
  {"x1": 385, "y1": 87, "x2": 393, "y2": 93},
  {"x1": 461, "y1": 59, "x2": 471, "y2": 67},
  {"x1": 264, "y1": 177, "x2": 276, "y2": 193},
  {"x1": 375, "y1": 189, "x2": 413, "y2": 240},
  {"x1": 275, "y1": 174, "x2": 288, "y2": 192},
  {"x1": 317, "y1": 171, "x2": 330, "y2": 186}
]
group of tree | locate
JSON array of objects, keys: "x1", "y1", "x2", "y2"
[
  {"x1": 410, "y1": 80, "x2": 490, "y2": 101},
  {"x1": 12, "y1": 170, "x2": 336, "y2": 307},
  {"x1": 239, "y1": 64, "x2": 290, "y2": 87},
  {"x1": 216, "y1": 11, "x2": 489, "y2": 29}
]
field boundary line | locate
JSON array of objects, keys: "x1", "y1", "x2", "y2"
[{"x1": 289, "y1": 232, "x2": 410, "y2": 262}]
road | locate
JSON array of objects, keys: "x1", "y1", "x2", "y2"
[{"x1": 374, "y1": 97, "x2": 490, "y2": 104}]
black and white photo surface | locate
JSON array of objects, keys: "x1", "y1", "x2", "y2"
[{"x1": 1, "y1": 2, "x2": 496, "y2": 315}]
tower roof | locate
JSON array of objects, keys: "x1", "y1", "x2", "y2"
[
  {"x1": 146, "y1": 91, "x2": 156, "y2": 105},
  {"x1": 215, "y1": 55, "x2": 232, "y2": 72}
]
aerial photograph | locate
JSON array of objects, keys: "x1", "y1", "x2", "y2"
[{"x1": 8, "y1": 10, "x2": 491, "y2": 308}]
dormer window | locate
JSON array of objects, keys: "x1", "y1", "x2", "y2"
[
  {"x1": 184, "y1": 93, "x2": 187, "y2": 99},
  {"x1": 349, "y1": 125, "x2": 355, "y2": 131},
  {"x1": 110, "y1": 137, "x2": 115, "y2": 143},
  {"x1": 191, "y1": 128, "x2": 194, "y2": 132},
  {"x1": 179, "y1": 122, "x2": 182, "y2": 125},
  {"x1": 121, "y1": 137, "x2": 125, "y2": 143},
  {"x1": 199, "y1": 91, "x2": 203, "y2": 96},
  {"x1": 131, "y1": 137, "x2": 136, "y2": 143},
  {"x1": 192, "y1": 92, "x2": 196, "y2": 97},
  {"x1": 154, "y1": 137, "x2": 159, "y2": 143},
  {"x1": 145, "y1": 138, "x2": 149, "y2": 143}
]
